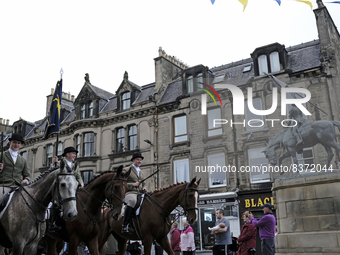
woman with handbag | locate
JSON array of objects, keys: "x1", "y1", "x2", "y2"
[{"x1": 237, "y1": 211, "x2": 257, "y2": 255}]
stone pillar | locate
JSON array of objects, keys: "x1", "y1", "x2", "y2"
[{"x1": 273, "y1": 171, "x2": 340, "y2": 254}]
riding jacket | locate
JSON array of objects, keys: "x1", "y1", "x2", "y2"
[
  {"x1": 0, "y1": 151, "x2": 30, "y2": 186},
  {"x1": 122, "y1": 164, "x2": 145, "y2": 195}
]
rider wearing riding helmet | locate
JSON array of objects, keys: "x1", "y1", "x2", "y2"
[{"x1": 121, "y1": 152, "x2": 147, "y2": 233}]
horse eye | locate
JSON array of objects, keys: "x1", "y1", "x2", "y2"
[
  {"x1": 189, "y1": 194, "x2": 193, "y2": 198},
  {"x1": 114, "y1": 185, "x2": 119, "y2": 191},
  {"x1": 61, "y1": 183, "x2": 66, "y2": 188}
]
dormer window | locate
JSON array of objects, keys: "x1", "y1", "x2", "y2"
[
  {"x1": 196, "y1": 73, "x2": 203, "y2": 89},
  {"x1": 80, "y1": 104, "x2": 85, "y2": 120},
  {"x1": 213, "y1": 74, "x2": 224, "y2": 83},
  {"x1": 121, "y1": 92, "x2": 131, "y2": 110},
  {"x1": 187, "y1": 76, "x2": 194, "y2": 93},
  {"x1": 270, "y1": 51, "x2": 280, "y2": 72},
  {"x1": 186, "y1": 72, "x2": 204, "y2": 93},
  {"x1": 88, "y1": 101, "x2": 93, "y2": 118},
  {"x1": 251, "y1": 43, "x2": 287, "y2": 76}
]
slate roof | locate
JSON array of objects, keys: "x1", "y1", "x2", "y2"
[
  {"x1": 88, "y1": 84, "x2": 115, "y2": 100},
  {"x1": 159, "y1": 79, "x2": 183, "y2": 105},
  {"x1": 134, "y1": 83, "x2": 155, "y2": 104},
  {"x1": 101, "y1": 96, "x2": 117, "y2": 113}
]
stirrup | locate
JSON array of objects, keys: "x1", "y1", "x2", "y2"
[{"x1": 121, "y1": 224, "x2": 134, "y2": 233}]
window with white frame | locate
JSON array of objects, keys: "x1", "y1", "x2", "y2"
[
  {"x1": 116, "y1": 128, "x2": 125, "y2": 152},
  {"x1": 173, "y1": 158, "x2": 190, "y2": 183},
  {"x1": 46, "y1": 144, "x2": 53, "y2": 167},
  {"x1": 88, "y1": 101, "x2": 93, "y2": 118},
  {"x1": 248, "y1": 147, "x2": 270, "y2": 183},
  {"x1": 80, "y1": 104, "x2": 86, "y2": 120},
  {"x1": 207, "y1": 108, "x2": 222, "y2": 137},
  {"x1": 121, "y1": 92, "x2": 131, "y2": 111},
  {"x1": 245, "y1": 98, "x2": 264, "y2": 131},
  {"x1": 173, "y1": 115, "x2": 188, "y2": 143},
  {"x1": 258, "y1": 55, "x2": 268, "y2": 75},
  {"x1": 270, "y1": 51, "x2": 280, "y2": 73},
  {"x1": 57, "y1": 142, "x2": 63, "y2": 157},
  {"x1": 196, "y1": 73, "x2": 203, "y2": 89},
  {"x1": 293, "y1": 147, "x2": 315, "y2": 172},
  {"x1": 21, "y1": 151, "x2": 27, "y2": 160},
  {"x1": 208, "y1": 153, "x2": 226, "y2": 187},
  {"x1": 187, "y1": 76, "x2": 194, "y2": 93},
  {"x1": 83, "y1": 133, "x2": 94, "y2": 157},
  {"x1": 128, "y1": 125, "x2": 137, "y2": 150}
]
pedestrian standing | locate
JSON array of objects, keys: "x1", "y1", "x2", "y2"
[{"x1": 249, "y1": 203, "x2": 276, "y2": 255}]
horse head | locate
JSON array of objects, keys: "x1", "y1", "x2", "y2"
[
  {"x1": 105, "y1": 165, "x2": 131, "y2": 220},
  {"x1": 55, "y1": 159, "x2": 78, "y2": 221},
  {"x1": 180, "y1": 177, "x2": 201, "y2": 225},
  {"x1": 262, "y1": 148, "x2": 277, "y2": 165}
]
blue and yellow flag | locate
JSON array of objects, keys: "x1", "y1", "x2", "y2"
[{"x1": 43, "y1": 79, "x2": 62, "y2": 139}]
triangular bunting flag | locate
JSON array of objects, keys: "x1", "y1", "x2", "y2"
[
  {"x1": 296, "y1": 0, "x2": 313, "y2": 10},
  {"x1": 238, "y1": 0, "x2": 248, "y2": 11}
]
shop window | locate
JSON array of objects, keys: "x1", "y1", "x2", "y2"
[
  {"x1": 46, "y1": 144, "x2": 53, "y2": 167},
  {"x1": 121, "y1": 92, "x2": 131, "y2": 111},
  {"x1": 173, "y1": 115, "x2": 188, "y2": 144},
  {"x1": 245, "y1": 98, "x2": 264, "y2": 131},
  {"x1": 81, "y1": 170, "x2": 93, "y2": 185},
  {"x1": 173, "y1": 158, "x2": 190, "y2": 183},
  {"x1": 208, "y1": 153, "x2": 226, "y2": 187},
  {"x1": 207, "y1": 108, "x2": 222, "y2": 137},
  {"x1": 248, "y1": 147, "x2": 270, "y2": 183},
  {"x1": 116, "y1": 128, "x2": 125, "y2": 152},
  {"x1": 128, "y1": 125, "x2": 137, "y2": 150},
  {"x1": 83, "y1": 132, "x2": 94, "y2": 157}
]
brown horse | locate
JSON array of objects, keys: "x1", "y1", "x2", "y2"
[
  {"x1": 44, "y1": 165, "x2": 130, "y2": 255},
  {"x1": 110, "y1": 177, "x2": 201, "y2": 255}
]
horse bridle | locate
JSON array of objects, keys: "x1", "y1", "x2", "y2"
[
  {"x1": 53, "y1": 172, "x2": 77, "y2": 210},
  {"x1": 105, "y1": 175, "x2": 127, "y2": 211},
  {"x1": 180, "y1": 183, "x2": 199, "y2": 216}
]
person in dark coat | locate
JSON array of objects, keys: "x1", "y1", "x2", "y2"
[{"x1": 237, "y1": 211, "x2": 257, "y2": 255}]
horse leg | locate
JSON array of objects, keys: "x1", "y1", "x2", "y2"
[
  {"x1": 321, "y1": 144, "x2": 334, "y2": 169},
  {"x1": 157, "y1": 235, "x2": 174, "y2": 255},
  {"x1": 11, "y1": 242, "x2": 25, "y2": 255},
  {"x1": 67, "y1": 240, "x2": 81, "y2": 255},
  {"x1": 87, "y1": 240, "x2": 100, "y2": 255},
  {"x1": 0, "y1": 245, "x2": 5, "y2": 255},
  {"x1": 111, "y1": 233, "x2": 127, "y2": 255},
  {"x1": 45, "y1": 236, "x2": 58, "y2": 255},
  {"x1": 142, "y1": 236, "x2": 154, "y2": 255},
  {"x1": 24, "y1": 241, "x2": 39, "y2": 255},
  {"x1": 278, "y1": 151, "x2": 292, "y2": 175}
]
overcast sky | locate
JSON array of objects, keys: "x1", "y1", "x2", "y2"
[{"x1": 1, "y1": 0, "x2": 339, "y2": 125}]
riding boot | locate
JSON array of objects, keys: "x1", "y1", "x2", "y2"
[
  {"x1": 49, "y1": 204, "x2": 62, "y2": 232},
  {"x1": 121, "y1": 206, "x2": 134, "y2": 233}
]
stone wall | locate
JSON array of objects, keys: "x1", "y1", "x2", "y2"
[{"x1": 273, "y1": 171, "x2": 340, "y2": 254}]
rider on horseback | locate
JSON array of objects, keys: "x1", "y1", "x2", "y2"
[
  {"x1": 121, "y1": 152, "x2": 147, "y2": 233},
  {"x1": 288, "y1": 105, "x2": 307, "y2": 154}
]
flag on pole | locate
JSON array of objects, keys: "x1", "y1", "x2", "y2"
[{"x1": 43, "y1": 79, "x2": 62, "y2": 139}]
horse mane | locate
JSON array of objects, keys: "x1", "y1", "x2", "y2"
[
  {"x1": 149, "y1": 181, "x2": 188, "y2": 195},
  {"x1": 267, "y1": 128, "x2": 288, "y2": 148},
  {"x1": 84, "y1": 170, "x2": 115, "y2": 187},
  {"x1": 25, "y1": 168, "x2": 56, "y2": 186}
]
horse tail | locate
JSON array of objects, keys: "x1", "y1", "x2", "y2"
[{"x1": 332, "y1": 121, "x2": 340, "y2": 132}]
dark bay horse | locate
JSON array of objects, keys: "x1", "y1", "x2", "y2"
[
  {"x1": 111, "y1": 177, "x2": 201, "y2": 255},
  {"x1": 45, "y1": 166, "x2": 130, "y2": 255},
  {"x1": 0, "y1": 160, "x2": 78, "y2": 255}
]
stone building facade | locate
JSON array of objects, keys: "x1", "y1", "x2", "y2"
[{"x1": 4, "y1": 2, "x2": 340, "y2": 254}]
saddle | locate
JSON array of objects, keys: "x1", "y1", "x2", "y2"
[{"x1": 0, "y1": 187, "x2": 17, "y2": 213}]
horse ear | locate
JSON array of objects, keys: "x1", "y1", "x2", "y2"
[
  {"x1": 124, "y1": 168, "x2": 131, "y2": 178},
  {"x1": 73, "y1": 161, "x2": 78, "y2": 172},
  {"x1": 189, "y1": 176, "x2": 197, "y2": 186},
  {"x1": 60, "y1": 159, "x2": 65, "y2": 170},
  {"x1": 116, "y1": 165, "x2": 123, "y2": 176},
  {"x1": 196, "y1": 178, "x2": 201, "y2": 186}
]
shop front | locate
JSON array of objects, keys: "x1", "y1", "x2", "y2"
[
  {"x1": 237, "y1": 189, "x2": 275, "y2": 255},
  {"x1": 170, "y1": 192, "x2": 240, "y2": 255}
]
